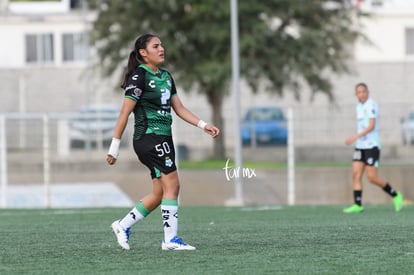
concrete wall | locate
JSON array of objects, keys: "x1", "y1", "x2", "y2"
[{"x1": 6, "y1": 149, "x2": 413, "y2": 206}]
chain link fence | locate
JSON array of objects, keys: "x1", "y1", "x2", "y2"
[{"x1": 1, "y1": 102, "x2": 413, "y2": 208}]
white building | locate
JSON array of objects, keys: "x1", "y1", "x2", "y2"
[
  {"x1": 355, "y1": 0, "x2": 414, "y2": 62},
  {"x1": 0, "y1": 0, "x2": 117, "y2": 113},
  {"x1": 0, "y1": 0, "x2": 413, "y2": 148}
]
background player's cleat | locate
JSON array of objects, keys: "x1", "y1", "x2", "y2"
[
  {"x1": 343, "y1": 204, "x2": 364, "y2": 213},
  {"x1": 393, "y1": 192, "x2": 403, "y2": 212},
  {"x1": 161, "y1": 236, "x2": 196, "y2": 251},
  {"x1": 111, "y1": 220, "x2": 131, "y2": 250}
]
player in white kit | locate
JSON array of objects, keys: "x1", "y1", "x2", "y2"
[{"x1": 343, "y1": 82, "x2": 403, "y2": 213}]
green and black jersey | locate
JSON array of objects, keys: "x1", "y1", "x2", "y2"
[{"x1": 124, "y1": 64, "x2": 177, "y2": 140}]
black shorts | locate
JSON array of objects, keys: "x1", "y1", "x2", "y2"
[
  {"x1": 133, "y1": 134, "x2": 177, "y2": 179},
  {"x1": 352, "y1": 147, "x2": 380, "y2": 167}
]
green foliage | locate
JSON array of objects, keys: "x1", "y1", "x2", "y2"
[
  {"x1": 1, "y1": 206, "x2": 413, "y2": 274},
  {"x1": 90, "y1": 0, "x2": 365, "y2": 157},
  {"x1": 91, "y1": 0, "x2": 362, "y2": 100}
]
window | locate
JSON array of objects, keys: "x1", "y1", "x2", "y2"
[
  {"x1": 25, "y1": 33, "x2": 54, "y2": 63},
  {"x1": 371, "y1": 0, "x2": 383, "y2": 7},
  {"x1": 406, "y1": 28, "x2": 414, "y2": 55},
  {"x1": 62, "y1": 33, "x2": 88, "y2": 62}
]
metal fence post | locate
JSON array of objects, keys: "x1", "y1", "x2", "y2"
[
  {"x1": 43, "y1": 113, "x2": 51, "y2": 208},
  {"x1": 0, "y1": 115, "x2": 7, "y2": 208},
  {"x1": 287, "y1": 107, "x2": 295, "y2": 206},
  {"x1": 57, "y1": 119, "x2": 70, "y2": 157}
]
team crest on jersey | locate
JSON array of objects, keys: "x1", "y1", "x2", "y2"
[
  {"x1": 165, "y1": 157, "x2": 173, "y2": 167},
  {"x1": 133, "y1": 88, "x2": 142, "y2": 98},
  {"x1": 165, "y1": 75, "x2": 171, "y2": 86}
]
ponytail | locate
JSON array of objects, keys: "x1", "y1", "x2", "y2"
[{"x1": 120, "y1": 50, "x2": 140, "y2": 89}]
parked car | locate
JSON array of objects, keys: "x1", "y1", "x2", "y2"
[
  {"x1": 70, "y1": 105, "x2": 119, "y2": 148},
  {"x1": 401, "y1": 110, "x2": 414, "y2": 145},
  {"x1": 241, "y1": 106, "x2": 288, "y2": 146}
]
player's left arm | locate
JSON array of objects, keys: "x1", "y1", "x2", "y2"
[{"x1": 171, "y1": 95, "x2": 219, "y2": 138}]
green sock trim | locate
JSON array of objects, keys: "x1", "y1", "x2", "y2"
[
  {"x1": 135, "y1": 202, "x2": 150, "y2": 217},
  {"x1": 161, "y1": 199, "x2": 178, "y2": 206}
]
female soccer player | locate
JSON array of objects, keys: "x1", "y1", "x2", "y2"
[
  {"x1": 106, "y1": 33, "x2": 220, "y2": 250},
  {"x1": 343, "y1": 82, "x2": 403, "y2": 213}
]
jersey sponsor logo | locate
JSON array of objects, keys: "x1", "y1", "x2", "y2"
[
  {"x1": 157, "y1": 110, "x2": 171, "y2": 116},
  {"x1": 160, "y1": 88, "x2": 170, "y2": 105},
  {"x1": 132, "y1": 74, "x2": 139, "y2": 80},
  {"x1": 148, "y1": 80, "x2": 156, "y2": 88},
  {"x1": 125, "y1": 84, "x2": 137, "y2": 92}
]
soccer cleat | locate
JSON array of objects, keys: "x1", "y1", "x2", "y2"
[
  {"x1": 393, "y1": 192, "x2": 403, "y2": 212},
  {"x1": 343, "y1": 204, "x2": 364, "y2": 213},
  {"x1": 161, "y1": 236, "x2": 196, "y2": 251},
  {"x1": 111, "y1": 220, "x2": 131, "y2": 250}
]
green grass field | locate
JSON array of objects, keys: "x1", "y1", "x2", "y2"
[{"x1": 1, "y1": 205, "x2": 413, "y2": 274}]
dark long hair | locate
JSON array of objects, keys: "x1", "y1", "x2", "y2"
[{"x1": 120, "y1": 33, "x2": 157, "y2": 89}]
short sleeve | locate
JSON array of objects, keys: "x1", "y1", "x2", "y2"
[
  {"x1": 124, "y1": 69, "x2": 145, "y2": 102},
  {"x1": 167, "y1": 71, "x2": 177, "y2": 97},
  {"x1": 367, "y1": 100, "x2": 377, "y2": 119}
]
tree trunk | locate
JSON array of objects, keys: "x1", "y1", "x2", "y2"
[{"x1": 206, "y1": 90, "x2": 226, "y2": 159}]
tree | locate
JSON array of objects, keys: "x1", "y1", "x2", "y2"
[{"x1": 91, "y1": 0, "x2": 363, "y2": 158}]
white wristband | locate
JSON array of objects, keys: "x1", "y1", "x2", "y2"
[
  {"x1": 108, "y1": 138, "x2": 121, "y2": 158},
  {"x1": 197, "y1": 120, "x2": 207, "y2": 129}
]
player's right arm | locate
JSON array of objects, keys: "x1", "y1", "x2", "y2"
[
  {"x1": 107, "y1": 70, "x2": 144, "y2": 165},
  {"x1": 106, "y1": 98, "x2": 136, "y2": 165},
  {"x1": 113, "y1": 98, "x2": 136, "y2": 139},
  {"x1": 345, "y1": 117, "x2": 376, "y2": 145}
]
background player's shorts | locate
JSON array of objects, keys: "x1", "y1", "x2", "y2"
[
  {"x1": 352, "y1": 147, "x2": 380, "y2": 167},
  {"x1": 133, "y1": 134, "x2": 177, "y2": 179}
]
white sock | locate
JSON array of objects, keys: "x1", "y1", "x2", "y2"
[
  {"x1": 161, "y1": 199, "x2": 178, "y2": 242},
  {"x1": 119, "y1": 202, "x2": 149, "y2": 230}
]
